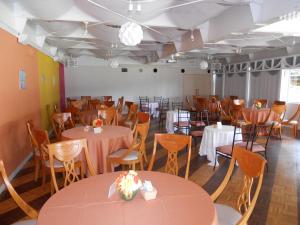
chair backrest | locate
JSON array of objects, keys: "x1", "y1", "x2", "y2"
[
  {"x1": 116, "y1": 96, "x2": 124, "y2": 113},
  {"x1": 125, "y1": 101, "x2": 134, "y2": 112},
  {"x1": 103, "y1": 100, "x2": 115, "y2": 108},
  {"x1": 253, "y1": 99, "x2": 268, "y2": 108},
  {"x1": 47, "y1": 139, "x2": 96, "y2": 192},
  {"x1": 248, "y1": 123, "x2": 274, "y2": 151},
  {"x1": 127, "y1": 103, "x2": 139, "y2": 120},
  {"x1": 0, "y1": 160, "x2": 38, "y2": 218},
  {"x1": 148, "y1": 133, "x2": 192, "y2": 179},
  {"x1": 172, "y1": 101, "x2": 184, "y2": 110},
  {"x1": 185, "y1": 96, "x2": 195, "y2": 111},
  {"x1": 137, "y1": 112, "x2": 150, "y2": 124},
  {"x1": 209, "y1": 95, "x2": 219, "y2": 100},
  {"x1": 154, "y1": 96, "x2": 162, "y2": 103},
  {"x1": 230, "y1": 95, "x2": 238, "y2": 100},
  {"x1": 51, "y1": 112, "x2": 75, "y2": 140},
  {"x1": 273, "y1": 100, "x2": 286, "y2": 105},
  {"x1": 194, "y1": 97, "x2": 208, "y2": 112},
  {"x1": 211, "y1": 146, "x2": 266, "y2": 224},
  {"x1": 98, "y1": 106, "x2": 117, "y2": 125},
  {"x1": 139, "y1": 97, "x2": 150, "y2": 112},
  {"x1": 160, "y1": 98, "x2": 170, "y2": 112},
  {"x1": 229, "y1": 100, "x2": 245, "y2": 124},
  {"x1": 102, "y1": 96, "x2": 112, "y2": 101},
  {"x1": 88, "y1": 99, "x2": 101, "y2": 110},
  {"x1": 270, "y1": 104, "x2": 286, "y2": 122},
  {"x1": 27, "y1": 122, "x2": 50, "y2": 159}
]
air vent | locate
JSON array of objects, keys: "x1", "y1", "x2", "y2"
[{"x1": 121, "y1": 68, "x2": 128, "y2": 72}]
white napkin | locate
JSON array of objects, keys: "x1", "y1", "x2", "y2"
[{"x1": 142, "y1": 180, "x2": 154, "y2": 192}]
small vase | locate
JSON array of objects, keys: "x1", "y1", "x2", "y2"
[{"x1": 119, "y1": 190, "x2": 138, "y2": 201}]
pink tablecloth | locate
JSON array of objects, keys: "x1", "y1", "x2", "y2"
[
  {"x1": 37, "y1": 171, "x2": 217, "y2": 225},
  {"x1": 242, "y1": 108, "x2": 271, "y2": 124},
  {"x1": 62, "y1": 126, "x2": 132, "y2": 173}
]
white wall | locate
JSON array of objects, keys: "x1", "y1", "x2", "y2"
[{"x1": 65, "y1": 65, "x2": 208, "y2": 102}]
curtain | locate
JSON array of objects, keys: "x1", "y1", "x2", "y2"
[
  {"x1": 224, "y1": 73, "x2": 247, "y2": 99},
  {"x1": 249, "y1": 70, "x2": 281, "y2": 106}
]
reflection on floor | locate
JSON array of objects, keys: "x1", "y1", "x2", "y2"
[{"x1": 0, "y1": 120, "x2": 299, "y2": 225}]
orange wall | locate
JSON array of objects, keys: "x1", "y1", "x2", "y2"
[{"x1": 0, "y1": 28, "x2": 40, "y2": 177}]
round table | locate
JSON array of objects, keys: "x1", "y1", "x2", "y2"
[
  {"x1": 37, "y1": 171, "x2": 217, "y2": 225},
  {"x1": 242, "y1": 108, "x2": 271, "y2": 124},
  {"x1": 62, "y1": 126, "x2": 132, "y2": 173},
  {"x1": 199, "y1": 125, "x2": 242, "y2": 166}
]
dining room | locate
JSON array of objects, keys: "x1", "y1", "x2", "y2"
[{"x1": 0, "y1": 1, "x2": 300, "y2": 225}]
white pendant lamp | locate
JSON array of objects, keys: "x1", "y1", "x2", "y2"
[
  {"x1": 119, "y1": 22, "x2": 143, "y2": 46},
  {"x1": 200, "y1": 60, "x2": 209, "y2": 70}
]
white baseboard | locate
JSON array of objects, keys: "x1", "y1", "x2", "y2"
[{"x1": 0, "y1": 152, "x2": 33, "y2": 194}]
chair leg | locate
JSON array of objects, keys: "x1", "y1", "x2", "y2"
[
  {"x1": 293, "y1": 125, "x2": 297, "y2": 138},
  {"x1": 34, "y1": 158, "x2": 40, "y2": 182},
  {"x1": 41, "y1": 165, "x2": 46, "y2": 187},
  {"x1": 214, "y1": 152, "x2": 217, "y2": 170},
  {"x1": 264, "y1": 151, "x2": 268, "y2": 172}
]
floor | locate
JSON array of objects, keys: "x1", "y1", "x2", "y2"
[{"x1": 0, "y1": 120, "x2": 299, "y2": 225}]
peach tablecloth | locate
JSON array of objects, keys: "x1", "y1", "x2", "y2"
[
  {"x1": 62, "y1": 126, "x2": 132, "y2": 173},
  {"x1": 242, "y1": 108, "x2": 271, "y2": 124},
  {"x1": 37, "y1": 171, "x2": 217, "y2": 225}
]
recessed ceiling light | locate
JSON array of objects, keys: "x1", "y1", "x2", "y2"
[{"x1": 230, "y1": 32, "x2": 244, "y2": 35}]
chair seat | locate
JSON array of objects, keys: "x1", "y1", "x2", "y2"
[
  {"x1": 190, "y1": 130, "x2": 204, "y2": 137},
  {"x1": 216, "y1": 145, "x2": 233, "y2": 155},
  {"x1": 250, "y1": 143, "x2": 266, "y2": 153},
  {"x1": 109, "y1": 149, "x2": 139, "y2": 161},
  {"x1": 173, "y1": 121, "x2": 189, "y2": 127},
  {"x1": 190, "y1": 120, "x2": 206, "y2": 127},
  {"x1": 215, "y1": 203, "x2": 242, "y2": 225},
  {"x1": 283, "y1": 120, "x2": 298, "y2": 125},
  {"x1": 45, "y1": 159, "x2": 64, "y2": 168},
  {"x1": 12, "y1": 219, "x2": 37, "y2": 225}
]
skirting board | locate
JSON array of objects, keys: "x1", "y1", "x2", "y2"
[{"x1": 0, "y1": 152, "x2": 33, "y2": 194}]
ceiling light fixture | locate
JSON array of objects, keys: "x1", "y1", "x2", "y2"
[
  {"x1": 200, "y1": 60, "x2": 208, "y2": 70},
  {"x1": 110, "y1": 58, "x2": 119, "y2": 68},
  {"x1": 119, "y1": 22, "x2": 143, "y2": 46}
]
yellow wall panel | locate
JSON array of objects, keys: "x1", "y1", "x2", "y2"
[{"x1": 37, "y1": 51, "x2": 60, "y2": 130}]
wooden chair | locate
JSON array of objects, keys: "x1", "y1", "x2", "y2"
[
  {"x1": 107, "y1": 121, "x2": 149, "y2": 172},
  {"x1": 282, "y1": 104, "x2": 300, "y2": 137},
  {"x1": 47, "y1": 139, "x2": 96, "y2": 193},
  {"x1": 214, "y1": 123, "x2": 253, "y2": 170},
  {"x1": 0, "y1": 160, "x2": 38, "y2": 225},
  {"x1": 102, "y1": 96, "x2": 112, "y2": 101},
  {"x1": 211, "y1": 146, "x2": 266, "y2": 225},
  {"x1": 139, "y1": 96, "x2": 150, "y2": 113},
  {"x1": 159, "y1": 98, "x2": 170, "y2": 127},
  {"x1": 121, "y1": 103, "x2": 139, "y2": 130},
  {"x1": 253, "y1": 99, "x2": 268, "y2": 108},
  {"x1": 148, "y1": 134, "x2": 192, "y2": 179},
  {"x1": 273, "y1": 100, "x2": 286, "y2": 105},
  {"x1": 27, "y1": 122, "x2": 50, "y2": 185},
  {"x1": 229, "y1": 95, "x2": 239, "y2": 100},
  {"x1": 186, "y1": 96, "x2": 196, "y2": 111},
  {"x1": 218, "y1": 100, "x2": 231, "y2": 124},
  {"x1": 229, "y1": 99, "x2": 247, "y2": 126},
  {"x1": 98, "y1": 106, "x2": 117, "y2": 125},
  {"x1": 103, "y1": 100, "x2": 115, "y2": 108},
  {"x1": 174, "y1": 109, "x2": 190, "y2": 134},
  {"x1": 194, "y1": 97, "x2": 209, "y2": 125},
  {"x1": 88, "y1": 99, "x2": 101, "y2": 110},
  {"x1": 137, "y1": 111, "x2": 150, "y2": 124},
  {"x1": 124, "y1": 101, "x2": 134, "y2": 112},
  {"x1": 268, "y1": 104, "x2": 286, "y2": 139},
  {"x1": 209, "y1": 95, "x2": 219, "y2": 100},
  {"x1": 116, "y1": 96, "x2": 124, "y2": 113},
  {"x1": 51, "y1": 112, "x2": 75, "y2": 140}
]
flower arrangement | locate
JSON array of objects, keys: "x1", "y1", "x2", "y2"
[
  {"x1": 255, "y1": 101, "x2": 262, "y2": 109},
  {"x1": 115, "y1": 170, "x2": 142, "y2": 201},
  {"x1": 92, "y1": 119, "x2": 103, "y2": 128}
]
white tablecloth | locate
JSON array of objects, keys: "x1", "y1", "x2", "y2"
[
  {"x1": 166, "y1": 110, "x2": 190, "y2": 133},
  {"x1": 149, "y1": 102, "x2": 159, "y2": 118},
  {"x1": 199, "y1": 125, "x2": 242, "y2": 166}
]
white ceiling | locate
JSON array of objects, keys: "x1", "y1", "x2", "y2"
[{"x1": 0, "y1": 0, "x2": 300, "y2": 65}]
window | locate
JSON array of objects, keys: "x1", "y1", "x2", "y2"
[{"x1": 280, "y1": 69, "x2": 300, "y2": 103}]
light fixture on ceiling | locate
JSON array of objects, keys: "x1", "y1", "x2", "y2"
[
  {"x1": 119, "y1": 22, "x2": 143, "y2": 46},
  {"x1": 110, "y1": 58, "x2": 119, "y2": 68},
  {"x1": 200, "y1": 60, "x2": 209, "y2": 70}
]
